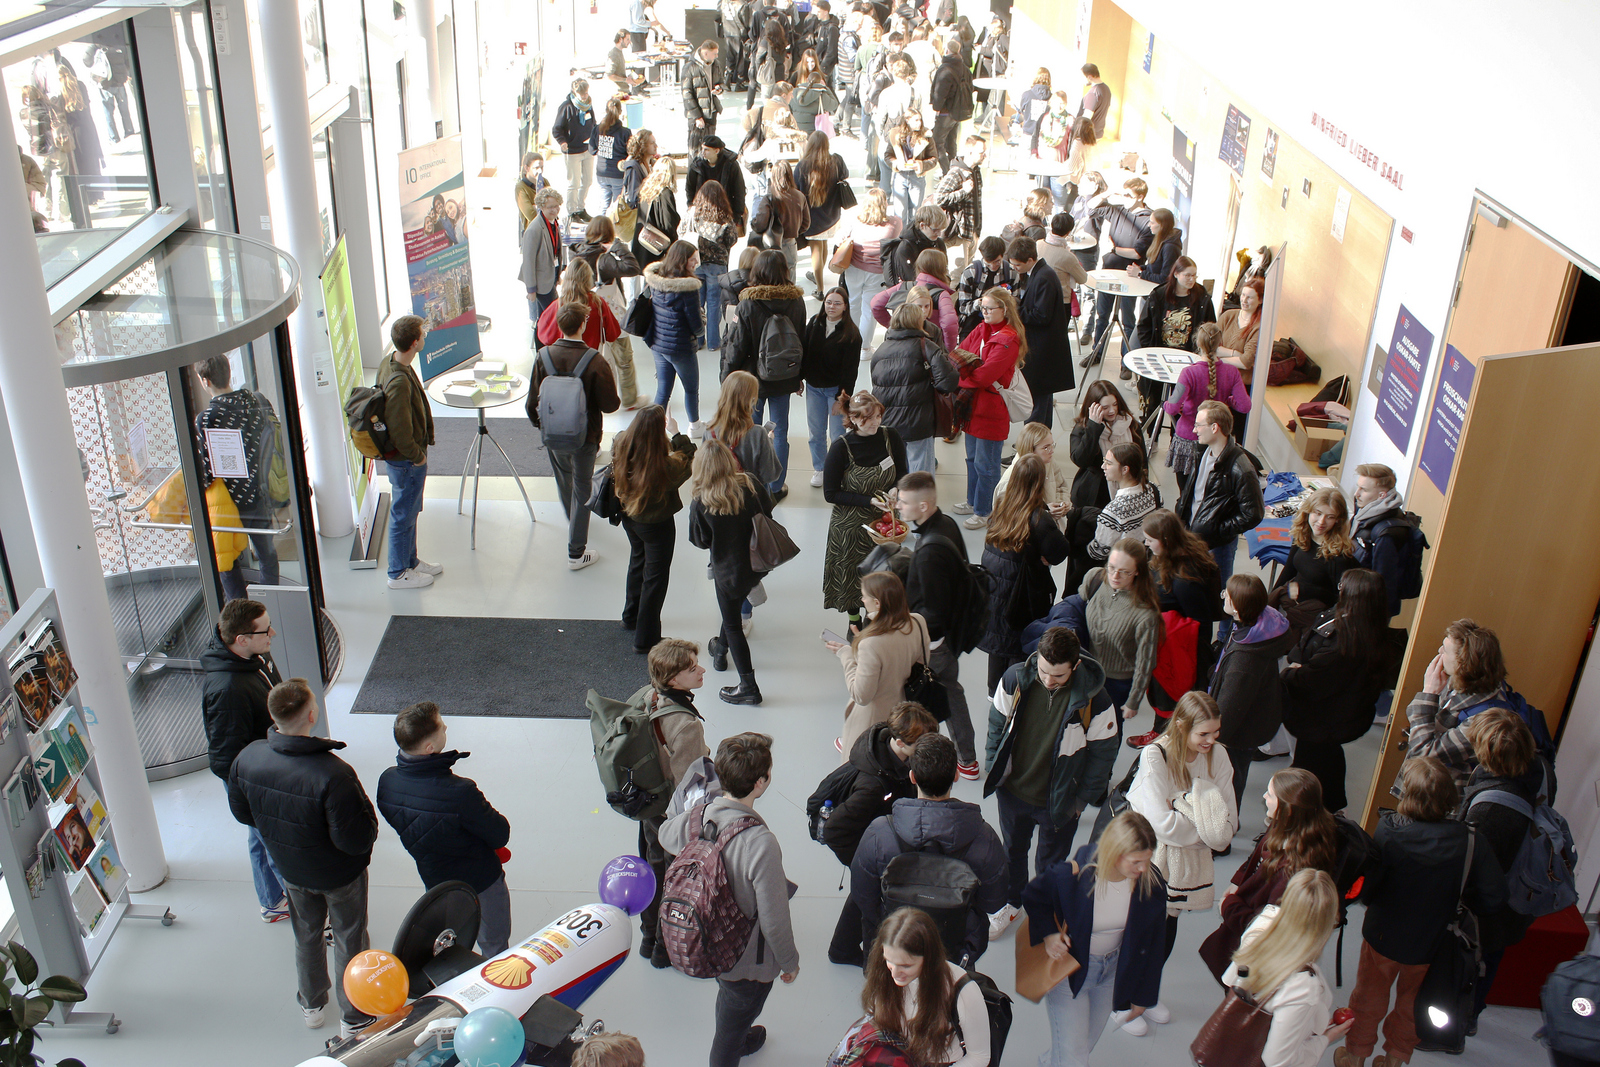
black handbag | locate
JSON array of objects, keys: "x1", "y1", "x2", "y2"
[
  {"x1": 835, "y1": 178, "x2": 858, "y2": 210},
  {"x1": 623, "y1": 290, "x2": 655, "y2": 337},
  {"x1": 587, "y1": 464, "x2": 624, "y2": 524},
  {"x1": 1413, "y1": 830, "x2": 1482, "y2": 1054},
  {"x1": 1089, "y1": 744, "x2": 1144, "y2": 843},
  {"x1": 903, "y1": 619, "x2": 951, "y2": 722}
]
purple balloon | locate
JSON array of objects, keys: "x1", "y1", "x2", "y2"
[{"x1": 598, "y1": 855, "x2": 657, "y2": 916}]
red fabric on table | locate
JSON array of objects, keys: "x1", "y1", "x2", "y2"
[{"x1": 1486, "y1": 904, "x2": 1588, "y2": 1008}]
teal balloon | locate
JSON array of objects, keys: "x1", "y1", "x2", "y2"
[
  {"x1": 454, "y1": 1006, "x2": 525, "y2": 1067},
  {"x1": 598, "y1": 854, "x2": 657, "y2": 916}
]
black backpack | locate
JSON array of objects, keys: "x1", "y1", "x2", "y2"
[
  {"x1": 756, "y1": 311, "x2": 804, "y2": 382},
  {"x1": 951, "y1": 968, "x2": 1013, "y2": 1066},
  {"x1": 1328, "y1": 812, "x2": 1380, "y2": 985},
  {"x1": 879, "y1": 237, "x2": 907, "y2": 284},
  {"x1": 1363, "y1": 511, "x2": 1430, "y2": 601},
  {"x1": 917, "y1": 533, "x2": 990, "y2": 655},
  {"x1": 806, "y1": 763, "x2": 859, "y2": 844},
  {"x1": 881, "y1": 828, "x2": 979, "y2": 963},
  {"x1": 345, "y1": 385, "x2": 395, "y2": 460},
  {"x1": 1541, "y1": 953, "x2": 1600, "y2": 1062}
]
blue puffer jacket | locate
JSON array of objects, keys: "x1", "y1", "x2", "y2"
[
  {"x1": 376, "y1": 749, "x2": 511, "y2": 894},
  {"x1": 642, "y1": 262, "x2": 704, "y2": 356}
]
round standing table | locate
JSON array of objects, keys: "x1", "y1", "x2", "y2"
[
  {"x1": 1121, "y1": 346, "x2": 1195, "y2": 454},
  {"x1": 424, "y1": 373, "x2": 537, "y2": 550},
  {"x1": 1080, "y1": 269, "x2": 1158, "y2": 377},
  {"x1": 972, "y1": 77, "x2": 1022, "y2": 141}
]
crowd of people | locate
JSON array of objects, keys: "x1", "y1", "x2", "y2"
[{"x1": 299, "y1": 3, "x2": 1571, "y2": 1064}]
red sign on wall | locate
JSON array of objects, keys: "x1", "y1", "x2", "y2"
[{"x1": 1309, "y1": 112, "x2": 1405, "y2": 192}]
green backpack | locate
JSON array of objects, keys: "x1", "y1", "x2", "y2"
[
  {"x1": 589, "y1": 685, "x2": 674, "y2": 821},
  {"x1": 252, "y1": 391, "x2": 292, "y2": 509}
]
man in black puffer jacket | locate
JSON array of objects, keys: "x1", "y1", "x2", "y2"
[
  {"x1": 378, "y1": 702, "x2": 513, "y2": 956},
  {"x1": 869, "y1": 302, "x2": 958, "y2": 473},
  {"x1": 230, "y1": 679, "x2": 379, "y2": 1036},
  {"x1": 202, "y1": 598, "x2": 285, "y2": 921},
  {"x1": 823, "y1": 704, "x2": 938, "y2": 965}
]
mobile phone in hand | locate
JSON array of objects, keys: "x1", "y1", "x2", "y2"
[{"x1": 821, "y1": 629, "x2": 847, "y2": 645}]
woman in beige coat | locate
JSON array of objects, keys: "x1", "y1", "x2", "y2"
[{"x1": 825, "y1": 570, "x2": 930, "y2": 757}]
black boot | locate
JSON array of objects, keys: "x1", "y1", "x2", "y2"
[
  {"x1": 720, "y1": 680, "x2": 762, "y2": 705},
  {"x1": 708, "y1": 635, "x2": 729, "y2": 672}
]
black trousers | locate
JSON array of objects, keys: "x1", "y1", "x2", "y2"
[
  {"x1": 622, "y1": 515, "x2": 676, "y2": 653},
  {"x1": 988, "y1": 651, "x2": 1022, "y2": 694},
  {"x1": 717, "y1": 583, "x2": 756, "y2": 682},
  {"x1": 637, "y1": 815, "x2": 667, "y2": 943},
  {"x1": 1222, "y1": 742, "x2": 1253, "y2": 816},
  {"x1": 1291, "y1": 738, "x2": 1349, "y2": 812},
  {"x1": 933, "y1": 112, "x2": 959, "y2": 173}
]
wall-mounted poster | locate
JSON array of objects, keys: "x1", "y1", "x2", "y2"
[
  {"x1": 1171, "y1": 127, "x2": 1195, "y2": 251},
  {"x1": 1259, "y1": 128, "x2": 1279, "y2": 185},
  {"x1": 1419, "y1": 345, "x2": 1476, "y2": 493},
  {"x1": 1218, "y1": 105, "x2": 1251, "y2": 178},
  {"x1": 1142, "y1": 33, "x2": 1154, "y2": 73},
  {"x1": 1374, "y1": 305, "x2": 1435, "y2": 452},
  {"x1": 398, "y1": 136, "x2": 481, "y2": 381}
]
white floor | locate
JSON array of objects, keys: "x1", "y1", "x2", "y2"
[{"x1": 43, "y1": 92, "x2": 1547, "y2": 1067}]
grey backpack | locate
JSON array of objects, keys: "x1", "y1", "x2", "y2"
[{"x1": 534, "y1": 348, "x2": 598, "y2": 451}]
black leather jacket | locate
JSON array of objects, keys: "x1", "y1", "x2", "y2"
[{"x1": 1175, "y1": 440, "x2": 1264, "y2": 548}]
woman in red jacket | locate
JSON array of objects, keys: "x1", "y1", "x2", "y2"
[
  {"x1": 535, "y1": 259, "x2": 621, "y2": 349},
  {"x1": 952, "y1": 285, "x2": 1024, "y2": 530}
]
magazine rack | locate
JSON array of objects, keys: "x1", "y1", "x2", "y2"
[{"x1": 0, "y1": 589, "x2": 172, "y2": 1032}]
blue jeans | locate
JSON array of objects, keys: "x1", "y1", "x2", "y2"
[
  {"x1": 652, "y1": 347, "x2": 701, "y2": 422},
  {"x1": 905, "y1": 435, "x2": 935, "y2": 474},
  {"x1": 225, "y1": 782, "x2": 283, "y2": 908},
  {"x1": 806, "y1": 384, "x2": 845, "y2": 472},
  {"x1": 890, "y1": 169, "x2": 926, "y2": 227},
  {"x1": 598, "y1": 175, "x2": 624, "y2": 210},
  {"x1": 754, "y1": 393, "x2": 791, "y2": 492},
  {"x1": 695, "y1": 262, "x2": 723, "y2": 349},
  {"x1": 1044, "y1": 947, "x2": 1121, "y2": 1067},
  {"x1": 386, "y1": 459, "x2": 427, "y2": 579},
  {"x1": 1212, "y1": 543, "x2": 1237, "y2": 643},
  {"x1": 966, "y1": 435, "x2": 1003, "y2": 516}
]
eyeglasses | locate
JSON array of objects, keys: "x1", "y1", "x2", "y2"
[
  {"x1": 249, "y1": 626, "x2": 273, "y2": 635},
  {"x1": 980, "y1": 304, "x2": 1003, "y2": 313}
]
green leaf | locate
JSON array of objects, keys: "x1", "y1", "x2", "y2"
[
  {"x1": 8, "y1": 998, "x2": 22, "y2": 1030},
  {"x1": 57, "y1": 1060, "x2": 88, "y2": 1067},
  {"x1": 4, "y1": 946, "x2": 33, "y2": 988},
  {"x1": 32, "y1": 979, "x2": 84, "y2": 1005},
  {"x1": 19, "y1": 1001, "x2": 47, "y2": 1032}
]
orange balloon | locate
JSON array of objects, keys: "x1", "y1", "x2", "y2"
[{"x1": 343, "y1": 949, "x2": 409, "y2": 1017}]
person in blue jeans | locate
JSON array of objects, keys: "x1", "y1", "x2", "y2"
[
  {"x1": 592, "y1": 97, "x2": 632, "y2": 212},
  {"x1": 724, "y1": 250, "x2": 808, "y2": 500},
  {"x1": 378, "y1": 316, "x2": 443, "y2": 589},
  {"x1": 800, "y1": 287, "x2": 861, "y2": 486},
  {"x1": 641, "y1": 241, "x2": 705, "y2": 432},
  {"x1": 201, "y1": 597, "x2": 286, "y2": 921}
]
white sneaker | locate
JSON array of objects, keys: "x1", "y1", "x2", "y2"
[
  {"x1": 951, "y1": 502, "x2": 975, "y2": 515},
  {"x1": 340, "y1": 1018, "x2": 371, "y2": 1040},
  {"x1": 413, "y1": 558, "x2": 444, "y2": 576},
  {"x1": 689, "y1": 421, "x2": 706, "y2": 440},
  {"x1": 303, "y1": 1003, "x2": 328, "y2": 1029},
  {"x1": 741, "y1": 616, "x2": 754, "y2": 636},
  {"x1": 1141, "y1": 1003, "x2": 1171, "y2": 1025},
  {"x1": 987, "y1": 904, "x2": 1019, "y2": 941},
  {"x1": 963, "y1": 514, "x2": 988, "y2": 530},
  {"x1": 810, "y1": 471, "x2": 824, "y2": 487},
  {"x1": 387, "y1": 568, "x2": 434, "y2": 589},
  {"x1": 1112, "y1": 1010, "x2": 1150, "y2": 1036},
  {"x1": 567, "y1": 550, "x2": 600, "y2": 571}
]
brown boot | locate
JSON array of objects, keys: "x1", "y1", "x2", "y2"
[
  {"x1": 1371, "y1": 1057, "x2": 1404, "y2": 1067},
  {"x1": 1332, "y1": 1049, "x2": 1366, "y2": 1067}
]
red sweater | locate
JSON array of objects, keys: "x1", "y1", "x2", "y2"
[
  {"x1": 957, "y1": 323, "x2": 1020, "y2": 441},
  {"x1": 536, "y1": 293, "x2": 622, "y2": 349}
]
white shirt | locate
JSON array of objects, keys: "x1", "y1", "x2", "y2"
[
  {"x1": 1221, "y1": 910, "x2": 1333, "y2": 1067},
  {"x1": 902, "y1": 959, "x2": 991, "y2": 1067},
  {"x1": 1090, "y1": 876, "x2": 1133, "y2": 955}
]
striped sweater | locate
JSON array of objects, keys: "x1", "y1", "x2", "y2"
[{"x1": 1081, "y1": 570, "x2": 1163, "y2": 713}]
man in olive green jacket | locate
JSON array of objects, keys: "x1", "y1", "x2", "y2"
[{"x1": 378, "y1": 316, "x2": 441, "y2": 590}]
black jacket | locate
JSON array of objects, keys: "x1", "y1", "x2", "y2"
[
  {"x1": 723, "y1": 284, "x2": 808, "y2": 396},
  {"x1": 682, "y1": 58, "x2": 722, "y2": 126},
  {"x1": 571, "y1": 238, "x2": 641, "y2": 288},
  {"x1": 377, "y1": 750, "x2": 511, "y2": 894},
  {"x1": 632, "y1": 190, "x2": 681, "y2": 268},
  {"x1": 850, "y1": 796, "x2": 1008, "y2": 961},
  {"x1": 869, "y1": 327, "x2": 958, "y2": 442},
  {"x1": 821, "y1": 723, "x2": 917, "y2": 865},
  {"x1": 229, "y1": 730, "x2": 379, "y2": 891},
  {"x1": 1209, "y1": 609, "x2": 1294, "y2": 749},
  {"x1": 1361, "y1": 812, "x2": 1506, "y2": 965},
  {"x1": 1281, "y1": 612, "x2": 1404, "y2": 744},
  {"x1": 929, "y1": 54, "x2": 974, "y2": 120},
  {"x1": 1085, "y1": 202, "x2": 1153, "y2": 271},
  {"x1": 201, "y1": 626, "x2": 282, "y2": 781},
  {"x1": 802, "y1": 311, "x2": 862, "y2": 392},
  {"x1": 978, "y1": 511, "x2": 1071, "y2": 658},
  {"x1": 551, "y1": 95, "x2": 597, "y2": 155},
  {"x1": 1175, "y1": 439, "x2": 1264, "y2": 548},
  {"x1": 907, "y1": 510, "x2": 970, "y2": 645},
  {"x1": 1067, "y1": 418, "x2": 1148, "y2": 509},
  {"x1": 686, "y1": 149, "x2": 749, "y2": 225},
  {"x1": 887, "y1": 225, "x2": 942, "y2": 287},
  {"x1": 1461, "y1": 761, "x2": 1551, "y2": 954},
  {"x1": 1136, "y1": 282, "x2": 1216, "y2": 353},
  {"x1": 1352, "y1": 505, "x2": 1410, "y2": 618},
  {"x1": 689, "y1": 482, "x2": 775, "y2": 595},
  {"x1": 1016, "y1": 262, "x2": 1074, "y2": 394}
]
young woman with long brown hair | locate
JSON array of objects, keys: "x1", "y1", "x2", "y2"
[
  {"x1": 706, "y1": 370, "x2": 782, "y2": 488},
  {"x1": 1133, "y1": 253, "x2": 1215, "y2": 404},
  {"x1": 1271, "y1": 487, "x2": 1359, "y2": 634},
  {"x1": 953, "y1": 286, "x2": 1026, "y2": 529},
  {"x1": 847, "y1": 908, "x2": 989, "y2": 1066},
  {"x1": 978, "y1": 454, "x2": 1070, "y2": 690},
  {"x1": 794, "y1": 130, "x2": 849, "y2": 298},
  {"x1": 1082, "y1": 537, "x2": 1164, "y2": 727},
  {"x1": 823, "y1": 571, "x2": 930, "y2": 756},
  {"x1": 688, "y1": 439, "x2": 774, "y2": 705},
  {"x1": 686, "y1": 180, "x2": 739, "y2": 350},
  {"x1": 1199, "y1": 768, "x2": 1339, "y2": 981},
  {"x1": 612, "y1": 405, "x2": 696, "y2": 652},
  {"x1": 1141, "y1": 508, "x2": 1223, "y2": 710},
  {"x1": 643, "y1": 239, "x2": 705, "y2": 432},
  {"x1": 1068, "y1": 380, "x2": 1141, "y2": 509}
]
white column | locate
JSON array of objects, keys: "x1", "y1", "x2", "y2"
[
  {"x1": 254, "y1": 0, "x2": 355, "y2": 538},
  {"x1": 412, "y1": 0, "x2": 444, "y2": 136},
  {"x1": 0, "y1": 96, "x2": 167, "y2": 892}
]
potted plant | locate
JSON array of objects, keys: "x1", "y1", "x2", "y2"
[{"x1": 0, "y1": 941, "x2": 87, "y2": 1067}]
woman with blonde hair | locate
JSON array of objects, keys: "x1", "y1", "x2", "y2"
[
  {"x1": 1022, "y1": 811, "x2": 1170, "y2": 1067},
  {"x1": 1220, "y1": 869, "x2": 1351, "y2": 1067},
  {"x1": 822, "y1": 391, "x2": 908, "y2": 626},
  {"x1": 1082, "y1": 537, "x2": 1164, "y2": 725},
  {"x1": 953, "y1": 286, "x2": 1026, "y2": 528},
  {"x1": 535, "y1": 258, "x2": 622, "y2": 351},
  {"x1": 978, "y1": 454, "x2": 1070, "y2": 690},
  {"x1": 612, "y1": 406, "x2": 696, "y2": 652},
  {"x1": 1127, "y1": 690, "x2": 1237, "y2": 1014},
  {"x1": 1002, "y1": 187, "x2": 1054, "y2": 242},
  {"x1": 992, "y1": 421, "x2": 1070, "y2": 521},
  {"x1": 688, "y1": 439, "x2": 775, "y2": 704},
  {"x1": 705, "y1": 370, "x2": 781, "y2": 489},
  {"x1": 631, "y1": 154, "x2": 680, "y2": 269},
  {"x1": 837, "y1": 187, "x2": 903, "y2": 349},
  {"x1": 824, "y1": 571, "x2": 930, "y2": 755},
  {"x1": 1271, "y1": 487, "x2": 1359, "y2": 634}
]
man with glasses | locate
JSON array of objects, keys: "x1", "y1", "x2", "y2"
[{"x1": 202, "y1": 598, "x2": 286, "y2": 922}]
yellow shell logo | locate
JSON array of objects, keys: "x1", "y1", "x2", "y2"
[{"x1": 480, "y1": 954, "x2": 534, "y2": 989}]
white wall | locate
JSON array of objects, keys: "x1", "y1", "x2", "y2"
[{"x1": 1100, "y1": 0, "x2": 1600, "y2": 496}]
